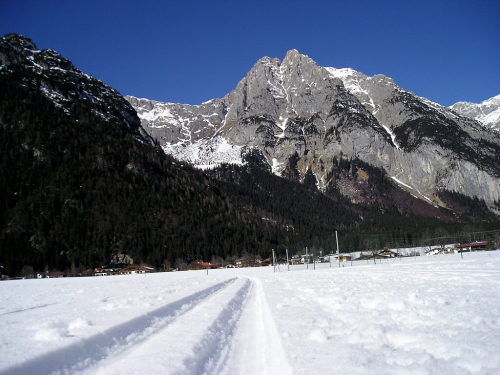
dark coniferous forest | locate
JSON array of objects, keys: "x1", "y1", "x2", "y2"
[{"x1": 1, "y1": 34, "x2": 499, "y2": 277}]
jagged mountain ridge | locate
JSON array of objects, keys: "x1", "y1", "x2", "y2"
[
  {"x1": 450, "y1": 95, "x2": 500, "y2": 132},
  {"x1": 127, "y1": 50, "x2": 500, "y2": 208}
]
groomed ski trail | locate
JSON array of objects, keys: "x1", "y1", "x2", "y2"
[
  {"x1": 82, "y1": 276, "x2": 291, "y2": 375},
  {"x1": 2, "y1": 276, "x2": 292, "y2": 375},
  {"x1": 0, "y1": 278, "x2": 237, "y2": 375},
  {"x1": 220, "y1": 276, "x2": 293, "y2": 375},
  {"x1": 78, "y1": 276, "x2": 252, "y2": 374}
]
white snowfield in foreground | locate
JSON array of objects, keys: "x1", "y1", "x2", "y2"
[{"x1": 1, "y1": 251, "x2": 499, "y2": 375}]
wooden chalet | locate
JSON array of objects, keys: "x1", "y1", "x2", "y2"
[
  {"x1": 118, "y1": 265, "x2": 155, "y2": 275},
  {"x1": 188, "y1": 262, "x2": 218, "y2": 271}
]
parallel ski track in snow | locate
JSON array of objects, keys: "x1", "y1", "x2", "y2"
[
  {"x1": 0, "y1": 278, "x2": 237, "y2": 375},
  {"x1": 1, "y1": 276, "x2": 291, "y2": 375},
  {"x1": 83, "y1": 276, "x2": 291, "y2": 375},
  {"x1": 180, "y1": 277, "x2": 253, "y2": 374}
]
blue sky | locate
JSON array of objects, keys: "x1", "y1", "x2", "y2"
[{"x1": 2, "y1": 0, "x2": 499, "y2": 106}]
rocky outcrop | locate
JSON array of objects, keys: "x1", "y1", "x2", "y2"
[{"x1": 127, "y1": 50, "x2": 500, "y2": 207}]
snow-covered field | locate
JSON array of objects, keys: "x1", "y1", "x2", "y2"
[{"x1": 1, "y1": 251, "x2": 499, "y2": 375}]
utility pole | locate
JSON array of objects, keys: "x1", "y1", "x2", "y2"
[
  {"x1": 336, "y1": 231, "x2": 340, "y2": 268},
  {"x1": 272, "y1": 249, "x2": 276, "y2": 272},
  {"x1": 286, "y1": 248, "x2": 289, "y2": 271},
  {"x1": 458, "y1": 232, "x2": 462, "y2": 259}
]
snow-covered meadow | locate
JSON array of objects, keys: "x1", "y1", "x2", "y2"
[{"x1": 1, "y1": 251, "x2": 499, "y2": 375}]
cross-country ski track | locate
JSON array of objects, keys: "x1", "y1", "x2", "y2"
[{"x1": 0, "y1": 276, "x2": 292, "y2": 375}]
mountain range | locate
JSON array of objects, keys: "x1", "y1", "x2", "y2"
[
  {"x1": 1, "y1": 34, "x2": 499, "y2": 276},
  {"x1": 126, "y1": 50, "x2": 500, "y2": 212}
]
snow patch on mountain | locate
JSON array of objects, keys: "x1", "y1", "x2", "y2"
[
  {"x1": 163, "y1": 137, "x2": 244, "y2": 170},
  {"x1": 139, "y1": 103, "x2": 182, "y2": 128},
  {"x1": 381, "y1": 124, "x2": 400, "y2": 149},
  {"x1": 271, "y1": 158, "x2": 286, "y2": 175},
  {"x1": 450, "y1": 94, "x2": 500, "y2": 132},
  {"x1": 325, "y1": 67, "x2": 396, "y2": 113}
]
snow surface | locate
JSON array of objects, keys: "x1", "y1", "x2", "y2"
[{"x1": 1, "y1": 251, "x2": 499, "y2": 375}]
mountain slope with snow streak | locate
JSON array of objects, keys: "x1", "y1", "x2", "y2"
[{"x1": 1, "y1": 250, "x2": 499, "y2": 375}]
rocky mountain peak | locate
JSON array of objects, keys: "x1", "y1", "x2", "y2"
[
  {"x1": 281, "y1": 49, "x2": 320, "y2": 72},
  {"x1": 127, "y1": 51, "x2": 500, "y2": 209},
  {"x1": 284, "y1": 48, "x2": 300, "y2": 60},
  {"x1": 2, "y1": 33, "x2": 37, "y2": 52},
  {"x1": 0, "y1": 34, "x2": 38, "y2": 66},
  {"x1": 229, "y1": 49, "x2": 350, "y2": 121}
]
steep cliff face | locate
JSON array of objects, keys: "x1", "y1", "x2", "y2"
[
  {"x1": 127, "y1": 50, "x2": 500, "y2": 207},
  {"x1": 325, "y1": 67, "x2": 500, "y2": 203}
]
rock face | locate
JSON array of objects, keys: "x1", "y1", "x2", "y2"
[
  {"x1": 450, "y1": 95, "x2": 500, "y2": 132},
  {"x1": 127, "y1": 50, "x2": 500, "y2": 207}
]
